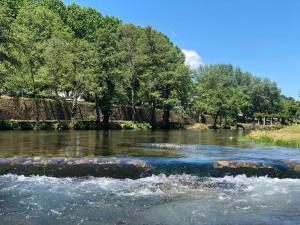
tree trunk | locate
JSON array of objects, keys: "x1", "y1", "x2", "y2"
[
  {"x1": 34, "y1": 97, "x2": 40, "y2": 124},
  {"x1": 102, "y1": 111, "x2": 110, "y2": 130},
  {"x1": 95, "y1": 99, "x2": 101, "y2": 129},
  {"x1": 163, "y1": 108, "x2": 171, "y2": 129},
  {"x1": 197, "y1": 111, "x2": 201, "y2": 123},
  {"x1": 213, "y1": 114, "x2": 218, "y2": 129},
  {"x1": 71, "y1": 97, "x2": 78, "y2": 121},
  {"x1": 131, "y1": 82, "x2": 136, "y2": 121},
  {"x1": 150, "y1": 104, "x2": 157, "y2": 128}
]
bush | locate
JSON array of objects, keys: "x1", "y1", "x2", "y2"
[
  {"x1": 72, "y1": 120, "x2": 86, "y2": 130},
  {"x1": 186, "y1": 123, "x2": 208, "y2": 130},
  {"x1": 36, "y1": 122, "x2": 54, "y2": 130},
  {"x1": 88, "y1": 115, "x2": 96, "y2": 121},
  {"x1": 120, "y1": 121, "x2": 136, "y2": 129},
  {"x1": 18, "y1": 121, "x2": 34, "y2": 130},
  {"x1": 136, "y1": 122, "x2": 152, "y2": 129},
  {"x1": 120, "y1": 121, "x2": 152, "y2": 130},
  {"x1": 57, "y1": 121, "x2": 70, "y2": 130},
  {"x1": 85, "y1": 121, "x2": 97, "y2": 130},
  {"x1": 0, "y1": 120, "x2": 19, "y2": 130}
]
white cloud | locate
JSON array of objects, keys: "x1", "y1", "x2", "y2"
[{"x1": 182, "y1": 49, "x2": 203, "y2": 69}]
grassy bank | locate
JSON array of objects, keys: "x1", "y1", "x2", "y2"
[{"x1": 242, "y1": 125, "x2": 300, "y2": 148}]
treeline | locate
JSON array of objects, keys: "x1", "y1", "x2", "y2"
[
  {"x1": 0, "y1": 0, "x2": 299, "y2": 129},
  {"x1": 193, "y1": 65, "x2": 300, "y2": 127}
]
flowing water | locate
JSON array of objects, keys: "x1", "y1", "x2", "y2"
[{"x1": 0, "y1": 130, "x2": 300, "y2": 225}]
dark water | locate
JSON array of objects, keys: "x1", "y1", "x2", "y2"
[{"x1": 1, "y1": 130, "x2": 300, "y2": 225}]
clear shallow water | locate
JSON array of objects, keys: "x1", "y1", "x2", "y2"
[
  {"x1": 0, "y1": 130, "x2": 300, "y2": 224},
  {"x1": 0, "y1": 130, "x2": 249, "y2": 158}
]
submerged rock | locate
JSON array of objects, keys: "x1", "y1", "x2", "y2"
[
  {"x1": 1, "y1": 157, "x2": 300, "y2": 179},
  {"x1": 0, "y1": 158, "x2": 151, "y2": 179}
]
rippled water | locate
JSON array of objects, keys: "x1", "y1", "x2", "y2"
[
  {"x1": 1, "y1": 174, "x2": 300, "y2": 225},
  {"x1": 0, "y1": 130, "x2": 300, "y2": 224}
]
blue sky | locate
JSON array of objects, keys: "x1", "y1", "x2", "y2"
[{"x1": 64, "y1": 0, "x2": 300, "y2": 100}]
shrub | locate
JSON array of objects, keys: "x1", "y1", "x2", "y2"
[
  {"x1": 186, "y1": 123, "x2": 208, "y2": 130},
  {"x1": 120, "y1": 121, "x2": 152, "y2": 130},
  {"x1": 18, "y1": 121, "x2": 34, "y2": 130},
  {"x1": 120, "y1": 121, "x2": 136, "y2": 129},
  {"x1": 0, "y1": 120, "x2": 19, "y2": 130},
  {"x1": 57, "y1": 121, "x2": 70, "y2": 130},
  {"x1": 88, "y1": 115, "x2": 96, "y2": 121},
  {"x1": 72, "y1": 120, "x2": 86, "y2": 130},
  {"x1": 36, "y1": 122, "x2": 54, "y2": 130},
  {"x1": 85, "y1": 121, "x2": 97, "y2": 130},
  {"x1": 136, "y1": 122, "x2": 152, "y2": 129}
]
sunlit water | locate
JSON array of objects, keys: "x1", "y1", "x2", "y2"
[{"x1": 0, "y1": 130, "x2": 300, "y2": 224}]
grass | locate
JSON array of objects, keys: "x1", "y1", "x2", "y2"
[
  {"x1": 186, "y1": 123, "x2": 208, "y2": 130},
  {"x1": 242, "y1": 125, "x2": 300, "y2": 148}
]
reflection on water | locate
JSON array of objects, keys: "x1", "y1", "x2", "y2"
[
  {"x1": 0, "y1": 130, "x2": 248, "y2": 158},
  {"x1": 1, "y1": 130, "x2": 300, "y2": 224}
]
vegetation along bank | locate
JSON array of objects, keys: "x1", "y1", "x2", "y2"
[
  {"x1": 243, "y1": 125, "x2": 300, "y2": 148},
  {"x1": 0, "y1": 0, "x2": 299, "y2": 130}
]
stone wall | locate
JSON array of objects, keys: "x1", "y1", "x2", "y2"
[{"x1": 0, "y1": 96, "x2": 191, "y2": 123}]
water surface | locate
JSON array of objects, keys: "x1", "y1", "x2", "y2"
[{"x1": 0, "y1": 130, "x2": 300, "y2": 225}]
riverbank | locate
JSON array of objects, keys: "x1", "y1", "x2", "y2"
[
  {"x1": 0, "y1": 120, "x2": 154, "y2": 131},
  {"x1": 243, "y1": 125, "x2": 300, "y2": 148},
  {"x1": 0, "y1": 119, "x2": 288, "y2": 131}
]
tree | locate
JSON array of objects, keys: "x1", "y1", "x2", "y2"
[
  {"x1": 39, "y1": 27, "x2": 73, "y2": 98},
  {"x1": 247, "y1": 78, "x2": 281, "y2": 116},
  {"x1": 66, "y1": 39, "x2": 98, "y2": 120},
  {"x1": 6, "y1": 4, "x2": 69, "y2": 122},
  {"x1": 0, "y1": 0, "x2": 22, "y2": 94},
  {"x1": 65, "y1": 3, "x2": 103, "y2": 40},
  {"x1": 117, "y1": 24, "x2": 145, "y2": 121},
  {"x1": 279, "y1": 96, "x2": 300, "y2": 124},
  {"x1": 194, "y1": 64, "x2": 250, "y2": 128},
  {"x1": 138, "y1": 27, "x2": 190, "y2": 128},
  {"x1": 83, "y1": 17, "x2": 121, "y2": 128}
]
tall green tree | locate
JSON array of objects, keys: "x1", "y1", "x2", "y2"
[
  {"x1": 83, "y1": 17, "x2": 121, "y2": 128},
  {"x1": 65, "y1": 4, "x2": 103, "y2": 40},
  {"x1": 139, "y1": 27, "x2": 191, "y2": 128},
  {"x1": 117, "y1": 24, "x2": 144, "y2": 121},
  {"x1": 194, "y1": 64, "x2": 250, "y2": 128},
  {"x1": 67, "y1": 39, "x2": 98, "y2": 120},
  {"x1": 6, "y1": 4, "x2": 69, "y2": 121},
  {"x1": 0, "y1": 0, "x2": 23, "y2": 93},
  {"x1": 247, "y1": 78, "x2": 281, "y2": 116}
]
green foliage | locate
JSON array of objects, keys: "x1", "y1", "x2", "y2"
[
  {"x1": 36, "y1": 121, "x2": 53, "y2": 130},
  {"x1": 71, "y1": 120, "x2": 85, "y2": 130},
  {"x1": 136, "y1": 122, "x2": 152, "y2": 129},
  {"x1": 193, "y1": 64, "x2": 284, "y2": 127},
  {"x1": 120, "y1": 121, "x2": 151, "y2": 130},
  {"x1": 18, "y1": 121, "x2": 34, "y2": 130},
  {"x1": 242, "y1": 125, "x2": 300, "y2": 148},
  {"x1": 57, "y1": 121, "x2": 70, "y2": 130},
  {"x1": 0, "y1": 0, "x2": 297, "y2": 130},
  {"x1": 120, "y1": 121, "x2": 136, "y2": 129},
  {"x1": 70, "y1": 120, "x2": 97, "y2": 130},
  {"x1": 88, "y1": 115, "x2": 96, "y2": 121},
  {"x1": 0, "y1": 120, "x2": 19, "y2": 130}
]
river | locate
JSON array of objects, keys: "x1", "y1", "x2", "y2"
[{"x1": 0, "y1": 130, "x2": 300, "y2": 225}]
